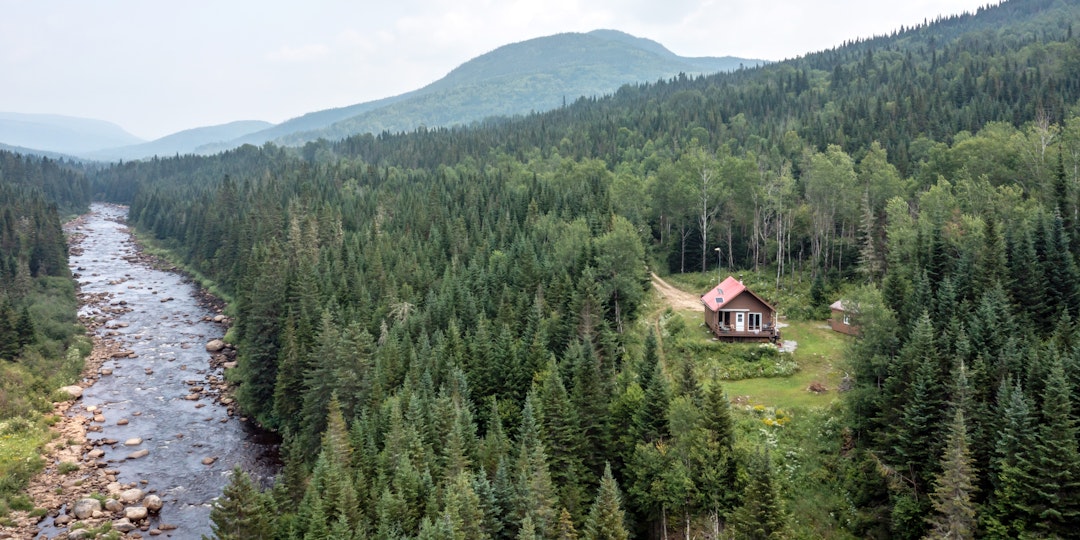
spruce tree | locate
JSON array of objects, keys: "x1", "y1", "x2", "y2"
[
  {"x1": 635, "y1": 331, "x2": 670, "y2": 443},
  {"x1": 537, "y1": 359, "x2": 588, "y2": 519},
  {"x1": 728, "y1": 449, "x2": 789, "y2": 540},
  {"x1": 924, "y1": 409, "x2": 978, "y2": 539},
  {"x1": 582, "y1": 463, "x2": 630, "y2": 540},
  {"x1": 1031, "y1": 354, "x2": 1080, "y2": 536},
  {"x1": 702, "y1": 374, "x2": 739, "y2": 530},
  {"x1": 555, "y1": 507, "x2": 579, "y2": 540},
  {"x1": 205, "y1": 467, "x2": 275, "y2": 540},
  {"x1": 515, "y1": 394, "x2": 559, "y2": 537},
  {"x1": 983, "y1": 381, "x2": 1038, "y2": 538},
  {"x1": 444, "y1": 471, "x2": 489, "y2": 540}
]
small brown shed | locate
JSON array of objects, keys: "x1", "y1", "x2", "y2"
[
  {"x1": 701, "y1": 276, "x2": 780, "y2": 343},
  {"x1": 828, "y1": 300, "x2": 859, "y2": 335}
]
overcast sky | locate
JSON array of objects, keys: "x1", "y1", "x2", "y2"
[{"x1": 2, "y1": 0, "x2": 992, "y2": 140}]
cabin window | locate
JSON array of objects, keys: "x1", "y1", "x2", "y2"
[
  {"x1": 843, "y1": 314, "x2": 851, "y2": 325},
  {"x1": 748, "y1": 312, "x2": 762, "y2": 331}
]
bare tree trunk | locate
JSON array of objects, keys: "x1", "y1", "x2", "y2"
[
  {"x1": 752, "y1": 203, "x2": 762, "y2": 271},
  {"x1": 838, "y1": 220, "x2": 845, "y2": 275},
  {"x1": 776, "y1": 206, "x2": 784, "y2": 290},
  {"x1": 659, "y1": 213, "x2": 666, "y2": 247},
  {"x1": 680, "y1": 225, "x2": 690, "y2": 273},
  {"x1": 614, "y1": 290, "x2": 623, "y2": 334},
  {"x1": 662, "y1": 505, "x2": 669, "y2": 540},
  {"x1": 727, "y1": 224, "x2": 734, "y2": 269}
]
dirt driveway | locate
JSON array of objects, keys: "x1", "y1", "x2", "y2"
[{"x1": 651, "y1": 273, "x2": 704, "y2": 312}]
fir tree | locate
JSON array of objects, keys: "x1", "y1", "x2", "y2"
[
  {"x1": 635, "y1": 332, "x2": 670, "y2": 443},
  {"x1": 728, "y1": 449, "x2": 788, "y2": 540},
  {"x1": 536, "y1": 359, "x2": 589, "y2": 519},
  {"x1": 582, "y1": 463, "x2": 630, "y2": 540},
  {"x1": 923, "y1": 408, "x2": 978, "y2": 539},
  {"x1": 555, "y1": 507, "x2": 579, "y2": 540},
  {"x1": 1030, "y1": 354, "x2": 1080, "y2": 537},
  {"x1": 702, "y1": 374, "x2": 740, "y2": 531},
  {"x1": 205, "y1": 467, "x2": 275, "y2": 540},
  {"x1": 983, "y1": 381, "x2": 1038, "y2": 538}
]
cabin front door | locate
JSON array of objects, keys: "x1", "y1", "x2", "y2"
[{"x1": 735, "y1": 312, "x2": 745, "y2": 332}]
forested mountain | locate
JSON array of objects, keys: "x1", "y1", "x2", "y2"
[
  {"x1": 198, "y1": 30, "x2": 761, "y2": 153},
  {"x1": 15, "y1": 0, "x2": 1080, "y2": 537},
  {"x1": 0, "y1": 113, "x2": 144, "y2": 156},
  {"x1": 0, "y1": 31, "x2": 757, "y2": 162}
]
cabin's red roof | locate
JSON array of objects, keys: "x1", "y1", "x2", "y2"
[{"x1": 700, "y1": 276, "x2": 747, "y2": 311}]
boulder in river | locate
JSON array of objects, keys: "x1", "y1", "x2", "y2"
[
  {"x1": 205, "y1": 339, "x2": 226, "y2": 352},
  {"x1": 119, "y1": 488, "x2": 145, "y2": 503},
  {"x1": 59, "y1": 386, "x2": 83, "y2": 400},
  {"x1": 143, "y1": 494, "x2": 163, "y2": 512},
  {"x1": 127, "y1": 449, "x2": 149, "y2": 459},
  {"x1": 72, "y1": 497, "x2": 101, "y2": 519},
  {"x1": 125, "y1": 506, "x2": 148, "y2": 521},
  {"x1": 112, "y1": 517, "x2": 137, "y2": 533}
]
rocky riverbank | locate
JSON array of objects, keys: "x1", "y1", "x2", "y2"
[{"x1": 1, "y1": 207, "x2": 253, "y2": 540}]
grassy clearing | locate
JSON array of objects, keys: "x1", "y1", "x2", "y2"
[
  {"x1": 724, "y1": 320, "x2": 850, "y2": 409},
  {"x1": 649, "y1": 270, "x2": 858, "y2": 538},
  {"x1": 652, "y1": 269, "x2": 850, "y2": 409}
]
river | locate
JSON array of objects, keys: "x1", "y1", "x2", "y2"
[{"x1": 38, "y1": 203, "x2": 278, "y2": 539}]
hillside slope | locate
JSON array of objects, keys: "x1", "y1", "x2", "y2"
[
  {"x1": 0, "y1": 113, "x2": 144, "y2": 155},
  {"x1": 202, "y1": 29, "x2": 760, "y2": 151}
]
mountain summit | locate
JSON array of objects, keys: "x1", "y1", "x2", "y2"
[
  {"x1": 0, "y1": 30, "x2": 760, "y2": 160},
  {"x1": 200, "y1": 29, "x2": 761, "y2": 153}
]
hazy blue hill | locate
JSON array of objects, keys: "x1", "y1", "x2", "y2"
[
  {"x1": 0, "y1": 142, "x2": 84, "y2": 162},
  {"x1": 0, "y1": 112, "x2": 144, "y2": 155},
  {"x1": 204, "y1": 29, "x2": 761, "y2": 150},
  {"x1": 88, "y1": 120, "x2": 273, "y2": 161}
]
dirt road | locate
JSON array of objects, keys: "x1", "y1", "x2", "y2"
[{"x1": 651, "y1": 273, "x2": 704, "y2": 312}]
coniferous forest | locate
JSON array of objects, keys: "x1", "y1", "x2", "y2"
[
  {"x1": 10, "y1": 0, "x2": 1080, "y2": 537},
  {"x1": 0, "y1": 151, "x2": 90, "y2": 516}
]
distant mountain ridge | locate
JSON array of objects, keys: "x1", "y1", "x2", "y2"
[
  {"x1": 214, "y1": 29, "x2": 760, "y2": 151},
  {"x1": 0, "y1": 112, "x2": 144, "y2": 155},
  {"x1": 87, "y1": 120, "x2": 273, "y2": 161},
  {"x1": 0, "y1": 30, "x2": 761, "y2": 160}
]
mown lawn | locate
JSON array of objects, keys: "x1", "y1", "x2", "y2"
[{"x1": 723, "y1": 319, "x2": 850, "y2": 409}]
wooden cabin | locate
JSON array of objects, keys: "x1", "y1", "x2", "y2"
[
  {"x1": 828, "y1": 300, "x2": 859, "y2": 335},
  {"x1": 701, "y1": 276, "x2": 780, "y2": 343}
]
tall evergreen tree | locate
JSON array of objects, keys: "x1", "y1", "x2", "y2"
[
  {"x1": 728, "y1": 449, "x2": 789, "y2": 540},
  {"x1": 205, "y1": 467, "x2": 275, "y2": 540},
  {"x1": 983, "y1": 381, "x2": 1039, "y2": 538},
  {"x1": 702, "y1": 374, "x2": 740, "y2": 533},
  {"x1": 924, "y1": 408, "x2": 978, "y2": 538},
  {"x1": 536, "y1": 359, "x2": 589, "y2": 519},
  {"x1": 1030, "y1": 354, "x2": 1080, "y2": 537},
  {"x1": 582, "y1": 463, "x2": 630, "y2": 540}
]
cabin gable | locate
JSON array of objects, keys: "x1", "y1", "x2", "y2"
[{"x1": 701, "y1": 276, "x2": 780, "y2": 343}]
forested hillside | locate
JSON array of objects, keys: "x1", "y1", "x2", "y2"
[
  {"x1": 77, "y1": 0, "x2": 1080, "y2": 537},
  {"x1": 0, "y1": 151, "x2": 89, "y2": 517}
]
